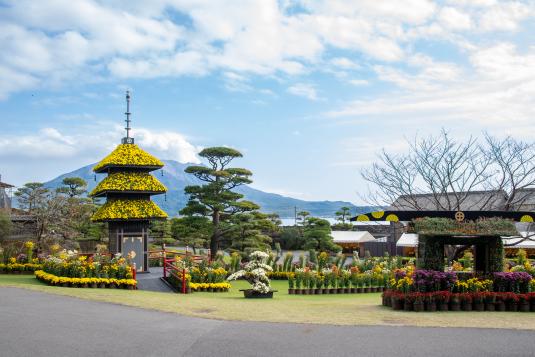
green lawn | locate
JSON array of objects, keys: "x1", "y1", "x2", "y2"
[{"x1": 1, "y1": 274, "x2": 535, "y2": 330}]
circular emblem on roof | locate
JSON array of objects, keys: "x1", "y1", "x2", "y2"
[
  {"x1": 386, "y1": 214, "x2": 399, "y2": 222},
  {"x1": 356, "y1": 214, "x2": 370, "y2": 221},
  {"x1": 371, "y1": 211, "x2": 385, "y2": 219},
  {"x1": 455, "y1": 211, "x2": 465, "y2": 222},
  {"x1": 520, "y1": 215, "x2": 534, "y2": 223}
]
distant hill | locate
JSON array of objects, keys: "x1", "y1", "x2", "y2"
[{"x1": 44, "y1": 160, "x2": 377, "y2": 218}]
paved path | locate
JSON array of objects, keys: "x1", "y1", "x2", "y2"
[
  {"x1": 1, "y1": 287, "x2": 533, "y2": 357},
  {"x1": 136, "y1": 267, "x2": 174, "y2": 292}
]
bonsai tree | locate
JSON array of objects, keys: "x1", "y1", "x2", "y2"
[{"x1": 227, "y1": 251, "x2": 272, "y2": 293}]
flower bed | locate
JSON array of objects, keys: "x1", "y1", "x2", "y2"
[
  {"x1": 37, "y1": 250, "x2": 136, "y2": 289},
  {"x1": 36, "y1": 270, "x2": 136, "y2": 289},
  {"x1": 90, "y1": 172, "x2": 167, "y2": 196},
  {"x1": 287, "y1": 265, "x2": 391, "y2": 295},
  {"x1": 0, "y1": 263, "x2": 42, "y2": 274},
  {"x1": 165, "y1": 258, "x2": 231, "y2": 293},
  {"x1": 384, "y1": 269, "x2": 535, "y2": 312}
]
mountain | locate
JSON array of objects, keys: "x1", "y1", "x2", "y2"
[{"x1": 44, "y1": 160, "x2": 377, "y2": 218}]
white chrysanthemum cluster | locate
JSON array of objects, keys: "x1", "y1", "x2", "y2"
[{"x1": 227, "y1": 250, "x2": 272, "y2": 294}]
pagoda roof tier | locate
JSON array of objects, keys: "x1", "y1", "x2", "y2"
[
  {"x1": 91, "y1": 199, "x2": 167, "y2": 222},
  {"x1": 90, "y1": 172, "x2": 167, "y2": 197},
  {"x1": 93, "y1": 144, "x2": 164, "y2": 173}
]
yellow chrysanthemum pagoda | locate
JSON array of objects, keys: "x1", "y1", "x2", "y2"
[{"x1": 90, "y1": 91, "x2": 167, "y2": 271}]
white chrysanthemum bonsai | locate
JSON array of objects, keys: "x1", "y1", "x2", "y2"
[{"x1": 227, "y1": 251, "x2": 273, "y2": 294}]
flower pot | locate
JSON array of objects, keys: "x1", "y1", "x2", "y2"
[
  {"x1": 413, "y1": 302, "x2": 424, "y2": 312},
  {"x1": 303, "y1": 289, "x2": 309, "y2": 295},
  {"x1": 450, "y1": 302, "x2": 461, "y2": 311},
  {"x1": 506, "y1": 302, "x2": 518, "y2": 312},
  {"x1": 461, "y1": 302, "x2": 472, "y2": 311},
  {"x1": 391, "y1": 298, "x2": 404, "y2": 310},
  {"x1": 473, "y1": 303, "x2": 484, "y2": 312},
  {"x1": 371, "y1": 287, "x2": 378, "y2": 293},
  {"x1": 337, "y1": 288, "x2": 344, "y2": 294},
  {"x1": 315, "y1": 289, "x2": 322, "y2": 295},
  {"x1": 425, "y1": 302, "x2": 437, "y2": 312},
  {"x1": 365, "y1": 287, "x2": 372, "y2": 293},
  {"x1": 322, "y1": 288, "x2": 329, "y2": 294},
  {"x1": 351, "y1": 288, "x2": 357, "y2": 293},
  {"x1": 519, "y1": 302, "x2": 530, "y2": 312},
  {"x1": 344, "y1": 288, "x2": 351, "y2": 294},
  {"x1": 109, "y1": 284, "x2": 116, "y2": 289},
  {"x1": 62, "y1": 283, "x2": 69, "y2": 288},
  {"x1": 328, "y1": 288, "x2": 335, "y2": 294},
  {"x1": 288, "y1": 288, "x2": 294, "y2": 295},
  {"x1": 241, "y1": 289, "x2": 274, "y2": 299},
  {"x1": 404, "y1": 301, "x2": 413, "y2": 311},
  {"x1": 357, "y1": 287, "x2": 364, "y2": 293},
  {"x1": 438, "y1": 303, "x2": 449, "y2": 311},
  {"x1": 485, "y1": 303, "x2": 495, "y2": 311},
  {"x1": 99, "y1": 283, "x2": 106, "y2": 289},
  {"x1": 127, "y1": 285, "x2": 134, "y2": 290},
  {"x1": 495, "y1": 301, "x2": 506, "y2": 311},
  {"x1": 90, "y1": 283, "x2": 98, "y2": 289}
]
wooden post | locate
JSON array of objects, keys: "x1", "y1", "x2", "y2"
[
  {"x1": 162, "y1": 245, "x2": 167, "y2": 279},
  {"x1": 181, "y1": 268, "x2": 186, "y2": 294}
]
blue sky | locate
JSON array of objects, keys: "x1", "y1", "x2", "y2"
[{"x1": 1, "y1": 0, "x2": 535, "y2": 204}]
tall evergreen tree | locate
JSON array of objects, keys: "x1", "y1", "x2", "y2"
[{"x1": 181, "y1": 147, "x2": 259, "y2": 258}]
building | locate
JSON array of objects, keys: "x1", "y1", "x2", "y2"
[{"x1": 0, "y1": 178, "x2": 14, "y2": 213}]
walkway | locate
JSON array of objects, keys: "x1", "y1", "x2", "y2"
[
  {"x1": 135, "y1": 267, "x2": 174, "y2": 292},
  {"x1": 1, "y1": 287, "x2": 533, "y2": 357}
]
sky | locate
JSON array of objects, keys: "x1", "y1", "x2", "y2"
[{"x1": 1, "y1": 0, "x2": 535, "y2": 204}]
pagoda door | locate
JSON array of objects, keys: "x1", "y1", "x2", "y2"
[{"x1": 122, "y1": 236, "x2": 144, "y2": 272}]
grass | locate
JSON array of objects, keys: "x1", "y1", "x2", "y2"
[{"x1": 1, "y1": 274, "x2": 535, "y2": 330}]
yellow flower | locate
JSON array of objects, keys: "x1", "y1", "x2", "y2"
[
  {"x1": 90, "y1": 172, "x2": 167, "y2": 196},
  {"x1": 93, "y1": 144, "x2": 164, "y2": 172},
  {"x1": 24, "y1": 241, "x2": 34, "y2": 249},
  {"x1": 91, "y1": 199, "x2": 167, "y2": 221}
]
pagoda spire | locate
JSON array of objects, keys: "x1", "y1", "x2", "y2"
[{"x1": 122, "y1": 90, "x2": 134, "y2": 144}]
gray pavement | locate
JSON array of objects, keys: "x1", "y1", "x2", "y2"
[
  {"x1": 1, "y1": 287, "x2": 534, "y2": 357},
  {"x1": 136, "y1": 267, "x2": 174, "y2": 292}
]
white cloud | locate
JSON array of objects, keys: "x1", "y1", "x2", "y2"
[
  {"x1": 287, "y1": 83, "x2": 319, "y2": 100},
  {"x1": 330, "y1": 57, "x2": 360, "y2": 69},
  {"x1": 438, "y1": 7, "x2": 472, "y2": 30},
  {"x1": 0, "y1": 125, "x2": 201, "y2": 164}
]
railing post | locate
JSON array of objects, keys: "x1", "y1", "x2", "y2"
[
  {"x1": 162, "y1": 246, "x2": 167, "y2": 279},
  {"x1": 182, "y1": 268, "x2": 186, "y2": 294}
]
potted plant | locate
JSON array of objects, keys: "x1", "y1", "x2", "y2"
[
  {"x1": 316, "y1": 276, "x2": 323, "y2": 294},
  {"x1": 472, "y1": 292, "x2": 485, "y2": 311},
  {"x1": 495, "y1": 293, "x2": 506, "y2": 311},
  {"x1": 228, "y1": 251, "x2": 276, "y2": 299},
  {"x1": 413, "y1": 292, "x2": 425, "y2": 312},
  {"x1": 295, "y1": 273, "x2": 302, "y2": 295},
  {"x1": 288, "y1": 275, "x2": 295, "y2": 295},
  {"x1": 461, "y1": 293, "x2": 472, "y2": 311},
  {"x1": 425, "y1": 292, "x2": 437, "y2": 312},
  {"x1": 450, "y1": 293, "x2": 461, "y2": 311},
  {"x1": 518, "y1": 294, "x2": 530, "y2": 312},
  {"x1": 404, "y1": 293, "x2": 414, "y2": 311},
  {"x1": 504, "y1": 292, "x2": 519, "y2": 312},
  {"x1": 337, "y1": 275, "x2": 345, "y2": 294},
  {"x1": 436, "y1": 291, "x2": 450, "y2": 311},
  {"x1": 484, "y1": 292, "x2": 495, "y2": 311},
  {"x1": 309, "y1": 275, "x2": 316, "y2": 295},
  {"x1": 391, "y1": 292, "x2": 404, "y2": 310}
]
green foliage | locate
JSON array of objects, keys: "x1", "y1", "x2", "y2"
[
  {"x1": 335, "y1": 206, "x2": 352, "y2": 224},
  {"x1": 224, "y1": 212, "x2": 277, "y2": 253},
  {"x1": 0, "y1": 211, "x2": 12, "y2": 241},
  {"x1": 181, "y1": 146, "x2": 259, "y2": 257},
  {"x1": 56, "y1": 177, "x2": 87, "y2": 197},
  {"x1": 150, "y1": 220, "x2": 174, "y2": 246},
  {"x1": 413, "y1": 217, "x2": 517, "y2": 236},
  {"x1": 302, "y1": 217, "x2": 341, "y2": 253},
  {"x1": 516, "y1": 248, "x2": 528, "y2": 266},
  {"x1": 170, "y1": 216, "x2": 211, "y2": 251},
  {"x1": 296, "y1": 211, "x2": 310, "y2": 226},
  {"x1": 14, "y1": 182, "x2": 49, "y2": 212},
  {"x1": 277, "y1": 226, "x2": 305, "y2": 250},
  {"x1": 309, "y1": 249, "x2": 317, "y2": 264}
]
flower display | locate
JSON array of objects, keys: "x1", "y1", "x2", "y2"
[
  {"x1": 90, "y1": 172, "x2": 167, "y2": 196},
  {"x1": 93, "y1": 144, "x2": 164, "y2": 172},
  {"x1": 35, "y1": 270, "x2": 136, "y2": 288},
  {"x1": 189, "y1": 282, "x2": 231, "y2": 291},
  {"x1": 228, "y1": 251, "x2": 273, "y2": 294},
  {"x1": 91, "y1": 199, "x2": 167, "y2": 221}
]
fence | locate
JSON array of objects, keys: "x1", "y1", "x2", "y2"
[{"x1": 159, "y1": 248, "x2": 210, "y2": 294}]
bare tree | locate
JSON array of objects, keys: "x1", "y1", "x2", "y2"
[{"x1": 362, "y1": 130, "x2": 535, "y2": 247}]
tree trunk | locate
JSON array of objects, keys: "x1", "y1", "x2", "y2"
[{"x1": 210, "y1": 210, "x2": 220, "y2": 260}]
